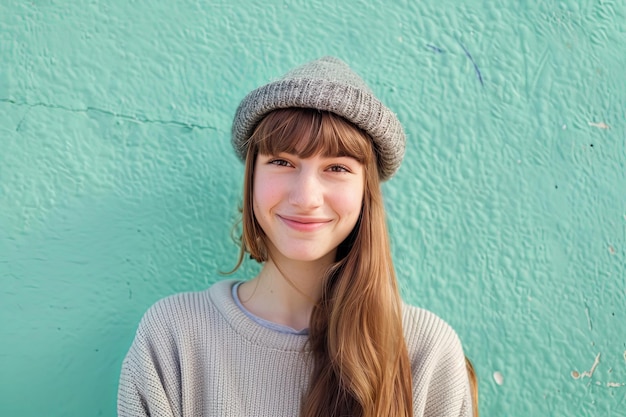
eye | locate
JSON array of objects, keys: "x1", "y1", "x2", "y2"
[
  {"x1": 269, "y1": 158, "x2": 292, "y2": 167},
  {"x1": 328, "y1": 164, "x2": 350, "y2": 173}
]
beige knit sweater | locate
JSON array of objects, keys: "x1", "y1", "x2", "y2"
[{"x1": 118, "y1": 280, "x2": 471, "y2": 416}]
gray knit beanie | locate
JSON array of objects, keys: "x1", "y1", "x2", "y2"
[{"x1": 231, "y1": 56, "x2": 405, "y2": 180}]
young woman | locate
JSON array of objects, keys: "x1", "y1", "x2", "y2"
[{"x1": 118, "y1": 56, "x2": 473, "y2": 417}]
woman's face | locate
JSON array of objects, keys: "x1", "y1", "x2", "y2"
[{"x1": 252, "y1": 151, "x2": 364, "y2": 266}]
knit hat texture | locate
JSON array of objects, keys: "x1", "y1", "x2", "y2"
[{"x1": 231, "y1": 56, "x2": 405, "y2": 180}]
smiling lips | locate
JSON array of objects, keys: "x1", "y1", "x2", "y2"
[{"x1": 278, "y1": 215, "x2": 332, "y2": 232}]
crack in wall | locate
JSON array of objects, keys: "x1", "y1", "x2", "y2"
[
  {"x1": 0, "y1": 98, "x2": 218, "y2": 132},
  {"x1": 571, "y1": 352, "x2": 626, "y2": 389}
]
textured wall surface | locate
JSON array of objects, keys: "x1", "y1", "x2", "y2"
[{"x1": 1, "y1": 0, "x2": 625, "y2": 416}]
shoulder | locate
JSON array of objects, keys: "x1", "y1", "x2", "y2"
[
  {"x1": 401, "y1": 304, "x2": 472, "y2": 416},
  {"x1": 134, "y1": 280, "x2": 237, "y2": 343},
  {"x1": 401, "y1": 303, "x2": 463, "y2": 355}
]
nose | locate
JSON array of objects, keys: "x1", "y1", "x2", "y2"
[{"x1": 288, "y1": 168, "x2": 323, "y2": 209}]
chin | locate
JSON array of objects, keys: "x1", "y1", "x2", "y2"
[
  {"x1": 276, "y1": 247, "x2": 334, "y2": 264},
  {"x1": 285, "y1": 253, "x2": 328, "y2": 263}
]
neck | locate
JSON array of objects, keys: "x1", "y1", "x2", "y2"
[{"x1": 238, "y1": 254, "x2": 333, "y2": 331}]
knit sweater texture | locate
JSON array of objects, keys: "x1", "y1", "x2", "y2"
[{"x1": 118, "y1": 280, "x2": 472, "y2": 417}]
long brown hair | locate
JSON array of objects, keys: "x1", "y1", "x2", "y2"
[
  {"x1": 232, "y1": 108, "x2": 413, "y2": 417},
  {"x1": 466, "y1": 357, "x2": 479, "y2": 417}
]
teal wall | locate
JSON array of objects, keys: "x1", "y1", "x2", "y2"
[{"x1": 1, "y1": 0, "x2": 625, "y2": 415}]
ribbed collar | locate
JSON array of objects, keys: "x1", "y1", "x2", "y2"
[{"x1": 205, "y1": 279, "x2": 311, "y2": 352}]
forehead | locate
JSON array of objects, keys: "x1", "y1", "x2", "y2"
[{"x1": 253, "y1": 109, "x2": 372, "y2": 163}]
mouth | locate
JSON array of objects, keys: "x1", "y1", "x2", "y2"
[{"x1": 278, "y1": 215, "x2": 332, "y2": 231}]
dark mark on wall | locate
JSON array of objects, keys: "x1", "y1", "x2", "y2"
[
  {"x1": 426, "y1": 44, "x2": 445, "y2": 53},
  {"x1": 584, "y1": 301, "x2": 593, "y2": 331},
  {"x1": 457, "y1": 40, "x2": 484, "y2": 86},
  {"x1": 0, "y1": 97, "x2": 217, "y2": 131}
]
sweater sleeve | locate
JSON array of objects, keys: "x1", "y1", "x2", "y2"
[
  {"x1": 403, "y1": 306, "x2": 473, "y2": 417},
  {"x1": 423, "y1": 331, "x2": 472, "y2": 417},
  {"x1": 117, "y1": 302, "x2": 180, "y2": 417}
]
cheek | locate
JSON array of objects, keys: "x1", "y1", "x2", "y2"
[
  {"x1": 333, "y1": 185, "x2": 364, "y2": 218},
  {"x1": 252, "y1": 176, "x2": 280, "y2": 215}
]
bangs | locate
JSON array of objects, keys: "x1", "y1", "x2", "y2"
[{"x1": 249, "y1": 108, "x2": 374, "y2": 164}]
